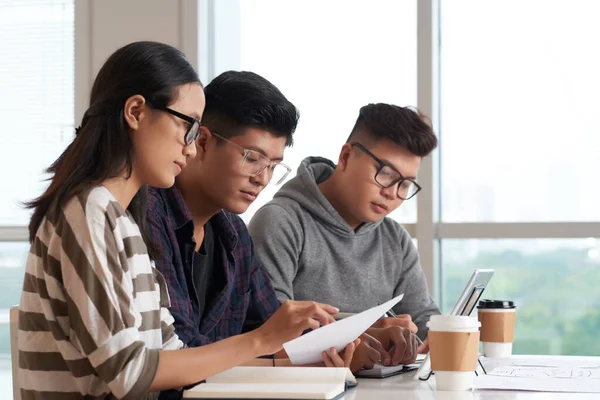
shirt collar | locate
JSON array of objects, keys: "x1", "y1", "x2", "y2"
[
  {"x1": 209, "y1": 211, "x2": 239, "y2": 250},
  {"x1": 163, "y1": 184, "x2": 194, "y2": 230},
  {"x1": 164, "y1": 185, "x2": 239, "y2": 250}
]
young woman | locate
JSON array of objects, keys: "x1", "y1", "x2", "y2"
[{"x1": 19, "y1": 41, "x2": 355, "y2": 399}]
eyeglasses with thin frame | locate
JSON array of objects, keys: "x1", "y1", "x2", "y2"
[
  {"x1": 210, "y1": 131, "x2": 292, "y2": 185},
  {"x1": 351, "y1": 142, "x2": 422, "y2": 200},
  {"x1": 155, "y1": 106, "x2": 201, "y2": 146}
]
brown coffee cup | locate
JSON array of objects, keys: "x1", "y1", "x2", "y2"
[{"x1": 477, "y1": 300, "x2": 516, "y2": 358}]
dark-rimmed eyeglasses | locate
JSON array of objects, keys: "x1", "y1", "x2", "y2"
[
  {"x1": 211, "y1": 131, "x2": 292, "y2": 185},
  {"x1": 155, "y1": 106, "x2": 201, "y2": 146},
  {"x1": 351, "y1": 142, "x2": 421, "y2": 200}
]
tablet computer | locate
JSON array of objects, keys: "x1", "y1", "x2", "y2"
[{"x1": 413, "y1": 268, "x2": 494, "y2": 381}]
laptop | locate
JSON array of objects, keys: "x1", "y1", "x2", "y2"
[{"x1": 413, "y1": 268, "x2": 494, "y2": 381}]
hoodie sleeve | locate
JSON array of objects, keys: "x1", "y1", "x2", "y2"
[
  {"x1": 392, "y1": 227, "x2": 441, "y2": 340},
  {"x1": 248, "y1": 203, "x2": 304, "y2": 302}
]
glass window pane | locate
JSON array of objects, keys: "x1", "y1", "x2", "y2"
[
  {"x1": 442, "y1": 239, "x2": 600, "y2": 356},
  {"x1": 440, "y1": 0, "x2": 600, "y2": 222},
  {"x1": 0, "y1": 0, "x2": 75, "y2": 225},
  {"x1": 0, "y1": 242, "x2": 29, "y2": 395},
  {"x1": 213, "y1": 0, "x2": 418, "y2": 223}
]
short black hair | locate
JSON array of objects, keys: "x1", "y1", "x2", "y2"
[
  {"x1": 202, "y1": 71, "x2": 299, "y2": 147},
  {"x1": 347, "y1": 103, "x2": 437, "y2": 157}
]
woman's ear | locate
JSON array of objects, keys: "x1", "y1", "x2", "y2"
[
  {"x1": 337, "y1": 143, "x2": 353, "y2": 171},
  {"x1": 123, "y1": 94, "x2": 148, "y2": 131}
]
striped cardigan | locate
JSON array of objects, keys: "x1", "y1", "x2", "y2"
[{"x1": 18, "y1": 186, "x2": 184, "y2": 399}]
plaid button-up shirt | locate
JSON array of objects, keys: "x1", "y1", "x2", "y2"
[{"x1": 146, "y1": 185, "x2": 280, "y2": 348}]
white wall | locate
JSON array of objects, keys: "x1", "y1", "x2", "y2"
[{"x1": 74, "y1": 0, "x2": 201, "y2": 125}]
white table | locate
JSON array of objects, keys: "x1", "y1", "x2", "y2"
[
  {"x1": 342, "y1": 372, "x2": 598, "y2": 399},
  {"x1": 341, "y1": 355, "x2": 600, "y2": 399},
  {"x1": 182, "y1": 356, "x2": 599, "y2": 399}
]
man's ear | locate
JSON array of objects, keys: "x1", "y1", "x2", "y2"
[
  {"x1": 337, "y1": 143, "x2": 353, "y2": 171},
  {"x1": 195, "y1": 126, "x2": 212, "y2": 160},
  {"x1": 123, "y1": 94, "x2": 147, "y2": 131}
]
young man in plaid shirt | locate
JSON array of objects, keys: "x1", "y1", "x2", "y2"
[{"x1": 147, "y1": 73, "x2": 417, "y2": 397}]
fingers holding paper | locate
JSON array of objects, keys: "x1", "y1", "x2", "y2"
[
  {"x1": 321, "y1": 338, "x2": 361, "y2": 368},
  {"x1": 255, "y1": 300, "x2": 339, "y2": 355}
]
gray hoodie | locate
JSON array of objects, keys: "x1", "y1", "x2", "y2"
[{"x1": 248, "y1": 157, "x2": 440, "y2": 337}]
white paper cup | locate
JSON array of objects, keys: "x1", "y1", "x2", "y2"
[{"x1": 427, "y1": 315, "x2": 481, "y2": 391}]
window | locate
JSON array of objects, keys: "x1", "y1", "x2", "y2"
[
  {"x1": 442, "y1": 239, "x2": 600, "y2": 356},
  {"x1": 0, "y1": 242, "x2": 28, "y2": 393},
  {"x1": 440, "y1": 0, "x2": 600, "y2": 222},
  {"x1": 0, "y1": 0, "x2": 75, "y2": 225},
  {"x1": 211, "y1": 0, "x2": 419, "y2": 223},
  {"x1": 437, "y1": 0, "x2": 600, "y2": 356},
  {"x1": 0, "y1": 0, "x2": 74, "y2": 394}
]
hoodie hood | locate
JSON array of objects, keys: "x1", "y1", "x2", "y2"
[{"x1": 273, "y1": 156, "x2": 384, "y2": 236}]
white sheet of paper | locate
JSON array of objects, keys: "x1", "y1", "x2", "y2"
[
  {"x1": 475, "y1": 374, "x2": 600, "y2": 393},
  {"x1": 483, "y1": 356, "x2": 600, "y2": 370},
  {"x1": 507, "y1": 358, "x2": 600, "y2": 369},
  {"x1": 283, "y1": 294, "x2": 404, "y2": 365},
  {"x1": 489, "y1": 365, "x2": 600, "y2": 379}
]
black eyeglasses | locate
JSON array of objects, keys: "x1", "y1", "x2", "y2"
[
  {"x1": 351, "y1": 142, "x2": 421, "y2": 200},
  {"x1": 155, "y1": 106, "x2": 201, "y2": 146}
]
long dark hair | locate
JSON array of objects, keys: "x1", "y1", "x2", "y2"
[{"x1": 26, "y1": 41, "x2": 201, "y2": 245}]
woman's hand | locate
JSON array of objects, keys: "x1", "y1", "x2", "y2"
[{"x1": 252, "y1": 300, "x2": 338, "y2": 355}]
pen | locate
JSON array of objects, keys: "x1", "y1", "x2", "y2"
[{"x1": 385, "y1": 309, "x2": 425, "y2": 347}]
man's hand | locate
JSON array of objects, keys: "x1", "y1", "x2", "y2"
[
  {"x1": 365, "y1": 326, "x2": 418, "y2": 366},
  {"x1": 321, "y1": 338, "x2": 361, "y2": 368},
  {"x1": 417, "y1": 337, "x2": 429, "y2": 354},
  {"x1": 343, "y1": 333, "x2": 386, "y2": 373},
  {"x1": 372, "y1": 314, "x2": 418, "y2": 334}
]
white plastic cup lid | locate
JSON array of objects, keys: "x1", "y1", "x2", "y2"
[{"x1": 427, "y1": 315, "x2": 481, "y2": 331}]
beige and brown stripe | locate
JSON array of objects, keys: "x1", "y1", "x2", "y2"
[{"x1": 18, "y1": 186, "x2": 183, "y2": 399}]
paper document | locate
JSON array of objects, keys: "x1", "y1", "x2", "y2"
[
  {"x1": 475, "y1": 356, "x2": 600, "y2": 393},
  {"x1": 283, "y1": 294, "x2": 404, "y2": 364},
  {"x1": 506, "y1": 358, "x2": 600, "y2": 369},
  {"x1": 490, "y1": 365, "x2": 600, "y2": 379},
  {"x1": 475, "y1": 375, "x2": 600, "y2": 393}
]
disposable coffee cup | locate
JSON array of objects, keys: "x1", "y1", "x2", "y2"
[
  {"x1": 477, "y1": 300, "x2": 516, "y2": 358},
  {"x1": 427, "y1": 315, "x2": 481, "y2": 391}
]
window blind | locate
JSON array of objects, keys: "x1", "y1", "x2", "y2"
[{"x1": 0, "y1": 0, "x2": 74, "y2": 226}]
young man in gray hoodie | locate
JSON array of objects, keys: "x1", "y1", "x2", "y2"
[{"x1": 249, "y1": 103, "x2": 440, "y2": 349}]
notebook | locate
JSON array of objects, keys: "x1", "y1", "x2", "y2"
[
  {"x1": 183, "y1": 366, "x2": 357, "y2": 399},
  {"x1": 355, "y1": 363, "x2": 419, "y2": 379}
]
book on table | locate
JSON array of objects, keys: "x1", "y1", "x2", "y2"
[{"x1": 183, "y1": 366, "x2": 357, "y2": 400}]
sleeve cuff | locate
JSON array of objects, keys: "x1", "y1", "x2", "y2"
[{"x1": 123, "y1": 348, "x2": 160, "y2": 399}]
